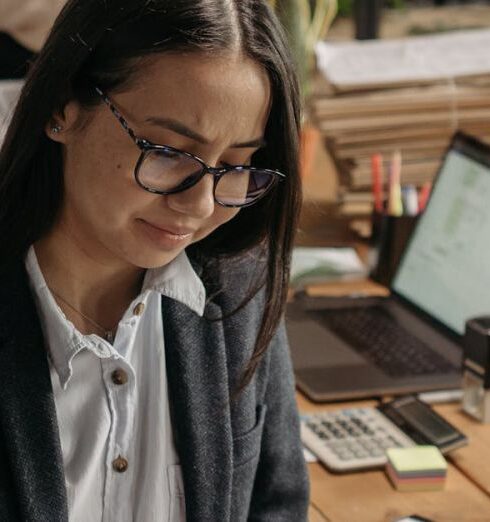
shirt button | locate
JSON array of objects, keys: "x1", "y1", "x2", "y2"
[
  {"x1": 133, "y1": 302, "x2": 145, "y2": 316},
  {"x1": 112, "y1": 456, "x2": 129, "y2": 473},
  {"x1": 111, "y1": 368, "x2": 128, "y2": 385}
]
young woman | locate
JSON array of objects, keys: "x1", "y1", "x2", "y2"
[{"x1": 0, "y1": 1, "x2": 308, "y2": 520}]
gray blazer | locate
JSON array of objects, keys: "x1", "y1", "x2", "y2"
[{"x1": 0, "y1": 255, "x2": 309, "y2": 521}]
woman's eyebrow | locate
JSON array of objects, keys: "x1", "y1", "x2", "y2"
[{"x1": 145, "y1": 116, "x2": 266, "y2": 148}]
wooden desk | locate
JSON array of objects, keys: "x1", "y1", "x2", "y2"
[
  {"x1": 436, "y1": 404, "x2": 490, "y2": 498},
  {"x1": 294, "y1": 280, "x2": 490, "y2": 522},
  {"x1": 299, "y1": 394, "x2": 490, "y2": 522}
]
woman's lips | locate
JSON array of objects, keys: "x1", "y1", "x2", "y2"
[{"x1": 137, "y1": 219, "x2": 194, "y2": 248}]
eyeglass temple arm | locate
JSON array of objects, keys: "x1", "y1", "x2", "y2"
[{"x1": 94, "y1": 87, "x2": 146, "y2": 148}]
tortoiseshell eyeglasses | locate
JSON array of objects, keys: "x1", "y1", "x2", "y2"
[{"x1": 95, "y1": 87, "x2": 285, "y2": 208}]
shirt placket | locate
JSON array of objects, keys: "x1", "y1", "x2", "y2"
[
  {"x1": 102, "y1": 298, "x2": 146, "y2": 521},
  {"x1": 101, "y1": 345, "x2": 136, "y2": 522}
]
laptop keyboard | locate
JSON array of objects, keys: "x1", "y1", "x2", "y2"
[{"x1": 316, "y1": 306, "x2": 458, "y2": 377}]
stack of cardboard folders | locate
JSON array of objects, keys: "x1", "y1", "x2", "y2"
[{"x1": 312, "y1": 29, "x2": 490, "y2": 218}]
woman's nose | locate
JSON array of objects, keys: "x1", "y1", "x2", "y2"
[{"x1": 166, "y1": 173, "x2": 215, "y2": 219}]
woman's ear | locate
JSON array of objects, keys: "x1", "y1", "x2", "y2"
[{"x1": 45, "y1": 100, "x2": 83, "y2": 143}]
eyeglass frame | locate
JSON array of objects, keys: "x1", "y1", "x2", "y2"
[{"x1": 94, "y1": 87, "x2": 286, "y2": 208}]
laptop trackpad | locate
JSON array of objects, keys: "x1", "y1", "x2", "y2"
[{"x1": 287, "y1": 316, "x2": 367, "y2": 368}]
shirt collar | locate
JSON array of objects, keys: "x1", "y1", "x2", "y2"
[
  {"x1": 142, "y1": 249, "x2": 206, "y2": 316},
  {"x1": 25, "y1": 246, "x2": 206, "y2": 389}
]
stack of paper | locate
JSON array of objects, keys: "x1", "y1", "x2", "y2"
[
  {"x1": 386, "y1": 446, "x2": 448, "y2": 492},
  {"x1": 312, "y1": 29, "x2": 490, "y2": 217},
  {"x1": 316, "y1": 30, "x2": 490, "y2": 91},
  {"x1": 290, "y1": 246, "x2": 366, "y2": 289}
]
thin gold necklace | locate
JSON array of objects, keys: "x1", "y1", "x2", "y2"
[{"x1": 49, "y1": 288, "x2": 116, "y2": 343}]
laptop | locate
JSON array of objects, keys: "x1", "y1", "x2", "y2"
[{"x1": 287, "y1": 132, "x2": 490, "y2": 402}]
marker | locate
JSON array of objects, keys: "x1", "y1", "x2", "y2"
[
  {"x1": 418, "y1": 181, "x2": 432, "y2": 212},
  {"x1": 371, "y1": 153, "x2": 384, "y2": 214},
  {"x1": 387, "y1": 150, "x2": 403, "y2": 216},
  {"x1": 401, "y1": 185, "x2": 419, "y2": 216}
]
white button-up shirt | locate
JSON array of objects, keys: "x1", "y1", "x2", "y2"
[{"x1": 25, "y1": 246, "x2": 206, "y2": 522}]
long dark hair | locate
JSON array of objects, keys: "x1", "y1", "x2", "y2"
[{"x1": 0, "y1": 0, "x2": 302, "y2": 390}]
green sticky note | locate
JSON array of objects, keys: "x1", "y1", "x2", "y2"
[{"x1": 386, "y1": 446, "x2": 447, "y2": 473}]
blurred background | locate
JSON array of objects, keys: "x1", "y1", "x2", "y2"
[{"x1": 283, "y1": 0, "x2": 490, "y2": 250}]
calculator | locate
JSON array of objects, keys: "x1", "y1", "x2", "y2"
[
  {"x1": 301, "y1": 395, "x2": 468, "y2": 472},
  {"x1": 301, "y1": 407, "x2": 415, "y2": 472}
]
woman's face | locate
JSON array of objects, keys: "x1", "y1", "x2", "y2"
[{"x1": 49, "y1": 52, "x2": 271, "y2": 269}]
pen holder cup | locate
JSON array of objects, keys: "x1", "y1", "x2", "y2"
[{"x1": 370, "y1": 212, "x2": 419, "y2": 287}]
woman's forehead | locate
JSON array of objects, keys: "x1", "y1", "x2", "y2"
[
  {"x1": 112, "y1": 52, "x2": 271, "y2": 145},
  {"x1": 127, "y1": 51, "x2": 270, "y2": 104}
]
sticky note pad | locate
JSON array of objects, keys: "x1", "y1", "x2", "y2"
[
  {"x1": 386, "y1": 446, "x2": 447, "y2": 492},
  {"x1": 387, "y1": 446, "x2": 447, "y2": 474}
]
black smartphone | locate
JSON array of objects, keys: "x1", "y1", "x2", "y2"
[{"x1": 378, "y1": 395, "x2": 468, "y2": 454}]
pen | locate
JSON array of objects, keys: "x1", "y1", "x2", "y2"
[
  {"x1": 401, "y1": 185, "x2": 419, "y2": 216},
  {"x1": 371, "y1": 153, "x2": 384, "y2": 214},
  {"x1": 418, "y1": 181, "x2": 432, "y2": 212},
  {"x1": 387, "y1": 150, "x2": 403, "y2": 216}
]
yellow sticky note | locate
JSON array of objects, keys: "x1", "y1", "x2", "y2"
[{"x1": 386, "y1": 446, "x2": 447, "y2": 473}]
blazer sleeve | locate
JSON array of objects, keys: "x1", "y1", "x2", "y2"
[{"x1": 247, "y1": 319, "x2": 310, "y2": 521}]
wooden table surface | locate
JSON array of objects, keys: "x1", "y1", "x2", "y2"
[
  {"x1": 299, "y1": 394, "x2": 490, "y2": 522},
  {"x1": 436, "y1": 403, "x2": 490, "y2": 498}
]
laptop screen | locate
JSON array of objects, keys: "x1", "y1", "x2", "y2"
[{"x1": 392, "y1": 142, "x2": 490, "y2": 335}]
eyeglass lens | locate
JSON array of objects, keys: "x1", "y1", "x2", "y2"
[{"x1": 137, "y1": 148, "x2": 276, "y2": 206}]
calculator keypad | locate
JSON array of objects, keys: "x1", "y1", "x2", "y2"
[{"x1": 301, "y1": 408, "x2": 415, "y2": 471}]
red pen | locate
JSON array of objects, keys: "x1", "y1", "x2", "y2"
[
  {"x1": 371, "y1": 153, "x2": 384, "y2": 214},
  {"x1": 418, "y1": 181, "x2": 432, "y2": 212}
]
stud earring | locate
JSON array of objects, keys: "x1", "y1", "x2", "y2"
[{"x1": 51, "y1": 124, "x2": 63, "y2": 133}]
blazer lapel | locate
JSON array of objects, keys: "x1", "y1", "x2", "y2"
[
  {"x1": 0, "y1": 261, "x2": 68, "y2": 521},
  {"x1": 162, "y1": 295, "x2": 233, "y2": 522}
]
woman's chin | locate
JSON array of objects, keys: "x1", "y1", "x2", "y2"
[{"x1": 127, "y1": 247, "x2": 185, "y2": 270}]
